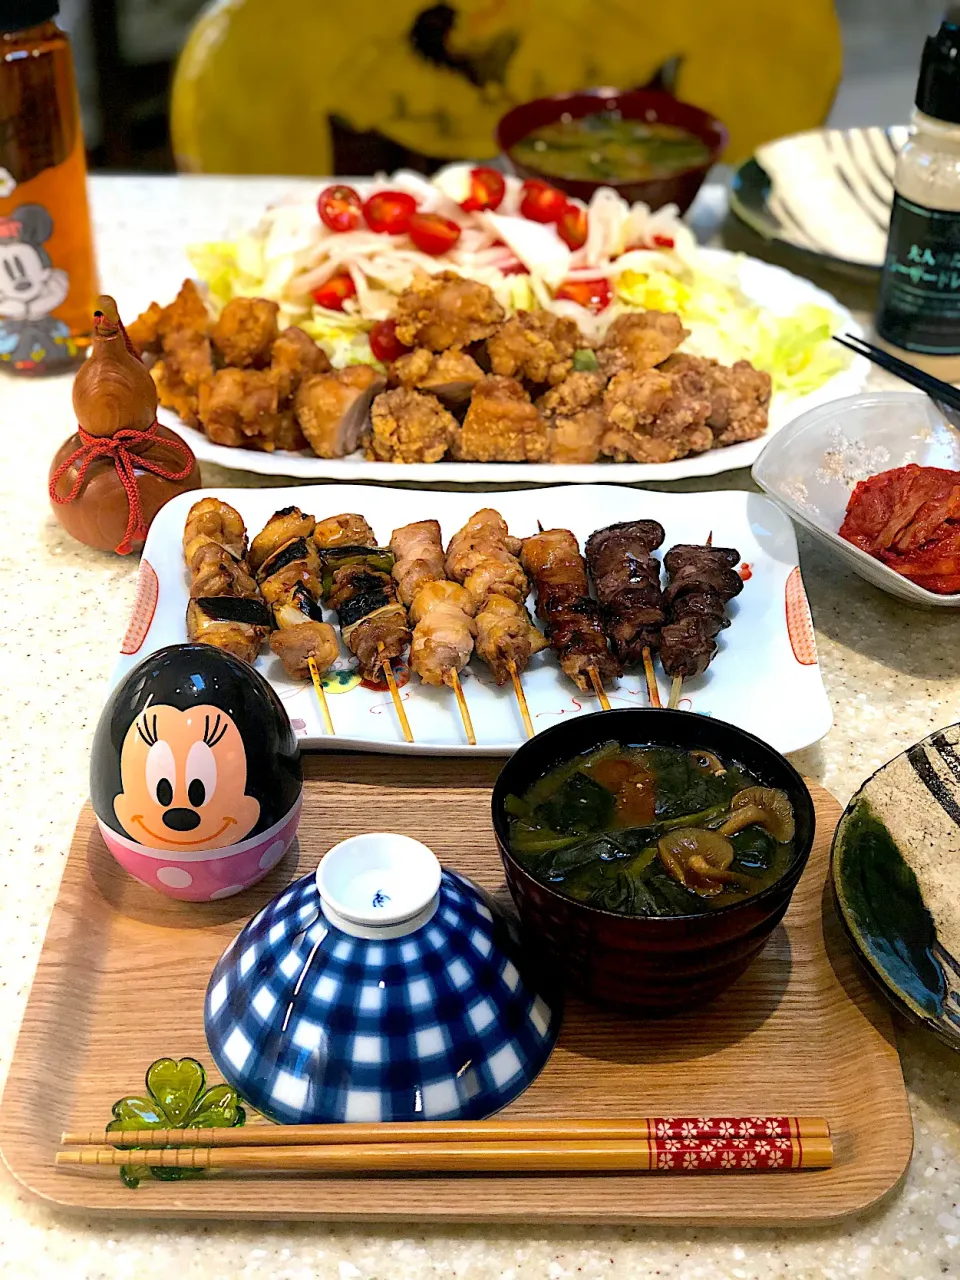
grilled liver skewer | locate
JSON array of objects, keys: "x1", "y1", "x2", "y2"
[
  {"x1": 660, "y1": 540, "x2": 743, "y2": 707},
  {"x1": 390, "y1": 520, "x2": 476, "y2": 744},
  {"x1": 183, "y1": 498, "x2": 270, "y2": 665},
  {"x1": 520, "y1": 527, "x2": 620, "y2": 705},
  {"x1": 585, "y1": 519, "x2": 666, "y2": 707}
]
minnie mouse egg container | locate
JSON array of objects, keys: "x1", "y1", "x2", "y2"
[{"x1": 91, "y1": 645, "x2": 303, "y2": 901}]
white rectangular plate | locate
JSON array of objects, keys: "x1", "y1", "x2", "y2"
[{"x1": 113, "y1": 484, "x2": 832, "y2": 756}]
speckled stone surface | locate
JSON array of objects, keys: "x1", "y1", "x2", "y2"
[{"x1": 2, "y1": 177, "x2": 960, "y2": 1279}]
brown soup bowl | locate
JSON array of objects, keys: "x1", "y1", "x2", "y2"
[
  {"x1": 496, "y1": 88, "x2": 727, "y2": 214},
  {"x1": 492, "y1": 709, "x2": 815, "y2": 1016}
]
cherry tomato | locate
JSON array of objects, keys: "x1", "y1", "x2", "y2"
[
  {"x1": 317, "y1": 184, "x2": 362, "y2": 232},
  {"x1": 554, "y1": 277, "x2": 612, "y2": 313},
  {"x1": 501, "y1": 260, "x2": 530, "y2": 275},
  {"x1": 519, "y1": 179, "x2": 569, "y2": 224},
  {"x1": 408, "y1": 211, "x2": 461, "y2": 256},
  {"x1": 461, "y1": 166, "x2": 506, "y2": 212},
  {"x1": 557, "y1": 203, "x2": 588, "y2": 250},
  {"x1": 369, "y1": 318, "x2": 411, "y2": 363},
  {"x1": 363, "y1": 190, "x2": 417, "y2": 234},
  {"x1": 652, "y1": 233, "x2": 675, "y2": 249},
  {"x1": 311, "y1": 270, "x2": 357, "y2": 311}
]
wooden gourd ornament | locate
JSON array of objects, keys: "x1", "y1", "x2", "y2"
[{"x1": 48, "y1": 296, "x2": 201, "y2": 554}]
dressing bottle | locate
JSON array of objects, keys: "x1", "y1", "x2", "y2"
[
  {"x1": 0, "y1": 1, "x2": 97, "y2": 374},
  {"x1": 876, "y1": 7, "x2": 960, "y2": 377}
]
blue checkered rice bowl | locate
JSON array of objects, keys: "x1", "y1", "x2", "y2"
[{"x1": 205, "y1": 856, "x2": 560, "y2": 1125}]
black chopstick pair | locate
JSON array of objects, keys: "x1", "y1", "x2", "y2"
[{"x1": 834, "y1": 332, "x2": 960, "y2": 413}]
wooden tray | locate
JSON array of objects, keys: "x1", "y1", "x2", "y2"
[{"x1": 0, "y1": 759, "x2": 913, "y2": 1225}]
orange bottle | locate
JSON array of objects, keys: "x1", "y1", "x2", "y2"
[{"x1": 0, "y1": 2, "x2": 96, "y2": 374}]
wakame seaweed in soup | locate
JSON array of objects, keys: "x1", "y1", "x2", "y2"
[
  {"x1": 511, "y1": 114, "x2": 711, "y2": 184},
  {"x1": 505, "y1": 742, "x2": 797, "y2": 917}
]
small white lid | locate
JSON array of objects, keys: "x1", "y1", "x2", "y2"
[{"x1": 315, "y1": 833, "x2": 442, "y2": 939}]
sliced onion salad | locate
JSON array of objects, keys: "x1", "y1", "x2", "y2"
[{"x1": 188, "y1": 164, "x2": 849, "y2": 393}]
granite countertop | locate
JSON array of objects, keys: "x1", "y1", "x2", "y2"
[{"x1": 1, "y1": 176, "x2": 959, "y2": 1279}]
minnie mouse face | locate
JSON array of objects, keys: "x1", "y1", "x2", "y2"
[
  {"x1": 91, "y1": 644, "x2": 303, "y2": 852},
  {"x1": 113, "y1": 702, "x2": 262, "y2": 850},
  {"x1": 0, "y1": 203, "x2": 68, "y2": 319}
]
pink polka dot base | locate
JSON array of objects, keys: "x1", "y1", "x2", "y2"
[{"x1": 96, "y1": 795, "x2": 302, "y2": 902}]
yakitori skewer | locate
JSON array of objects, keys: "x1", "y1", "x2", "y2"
[
  {"x1": 660, "y1": 531, "x2": 743, "y2": 710},
  {"x1": 66, "y1": 1115, "x2": 831, "y2": 1148},
  {"x1": 391, "y1": 521, "x2": 477, "y2": 745},
  {"x1": 585, "y1": 519, "x2": 666, "y2": 709},
  {"x1": 315, "y1": 517, "x2": 413, "y2": 742},
  {"x1": 444, "y1": 509, "x2": 546, "y2": 735},
  {"x1": 183, "y1": 497, "x2": 269, "y2": 665},
  {"x1": 521, "y1": 525, "x2": 620, "y2": 706},
  {"x1": 251, "y1": 506, "x2": 340, "y2": 728}
]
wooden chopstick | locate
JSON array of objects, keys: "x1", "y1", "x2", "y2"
[
  {"x1": 63, "y1": 1116, "x2": 831, "y2": 1148},
  {"x1": 57, "y1": 1136, "x2": 833, "y2": 1175},
  {"x1": 834, "y1": 334, "x2": 960, "y2": 411}
]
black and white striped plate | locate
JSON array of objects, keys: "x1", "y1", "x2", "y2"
[{"x1": 731, "y1": 126, "x2": 907, "y2": 273}]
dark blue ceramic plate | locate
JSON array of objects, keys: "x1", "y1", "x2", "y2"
[{"x1": 832, "y1": 724, "x2": 960, "y2": 1051}]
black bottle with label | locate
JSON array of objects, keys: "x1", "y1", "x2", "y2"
[{"x1": 876, "y1": 8, "x2": 960, "y2": 376}]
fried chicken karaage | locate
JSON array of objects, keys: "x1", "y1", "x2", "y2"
[
  {"x1": 452, "y1": 375, "x2": 548, "y2": 462},
  {"x1": 128, "y1": 279, "x2": 211, "y2": 354},
  {"x1": 390, "y1": 347, "x2": 484, "y2": 407},
  {"x1": 271, "y1": 325, "x2": 331, "y2": 401},
  {"x1": 537, "y1": 371, "x2": 607, "y2": 464},
  {"x1": 486, "y1": 310, "x2": 582, "y2": 387},
  {"x1": 598, "y1": 310, "x2": 689, "y2": 376},
  {"x1": 199, "y1": 368, "x2": 281, "y2": 449},
  {"x1": 601, "y1": 368, "x2": 712, "y2": 463},
  {"x1": 211, "y1": 297, "x2": 280, "y2": 368},
  {"x1": 393, "y1": 271, "x2": 505, "y2": 350},
  {"x1": 295, "y1": 365, "x2": 386, "y2": 458},
  {"x1": 367, "y1": 387, "x2": 457, "y2": 463},
  {"x1": 661, "y1": 353, "x2": 772, "y2": 445}
]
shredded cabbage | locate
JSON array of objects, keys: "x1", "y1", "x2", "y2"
[
  {"x1": 188, "y1": 173, "x2": 849, "y2": 398},
  {"x1": 615, "y1": 270, "x2": 846, "y2": 396}
]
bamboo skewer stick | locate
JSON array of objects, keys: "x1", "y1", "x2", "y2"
[
  {"x1": 56, "y1": 1136, "x2": 834, "y2": 1175},
  {"x1": 307, "y1": 656, "x2": 335, "y2": 736},
  {"x1": 508, "y1": 660, "x2": 534, "y2": 739},
  {"x1": 642, "y1": 647, "x2": 661, "y2": 708},
  {"x1": 588, "y1": 665, "x2": 611, "y2": 710},
  {"x1": 378, "y1": 642, "x2": 413, "y2": 743},
  {"x1": 448, "y1": 668, "x2": 476, "y2": 746},
  {"x1": 65, "y1": 1116, "x2": 832, "y2": 1148},
  {"x1": 668, "y1": 674, "x2": 684, "y2": 710}
]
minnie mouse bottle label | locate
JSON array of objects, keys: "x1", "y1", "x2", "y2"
[{"x1": 0, "y1": 16, "x2": 97, "y2": 375}]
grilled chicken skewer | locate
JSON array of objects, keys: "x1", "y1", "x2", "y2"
[
  {"x1": 248, "y1": 507, "x2": 340, "y2": 734},
  {"x1": 391, "y1": 520, "x2": 477, "y2": 744},
  {"x1": 444, "y1": 509, "x2": 546, "y2": 735},
  {"x1": 585, "y1": 519, "x2": 666, "y2": 707},
  {"x1": 521, "y1": 527, "x2": 620, "y2": 704},
  {"x1": 183, "y1": 498, "x2": 269, "y2": 665},
  {"x1": 317, "y1": 517, "x2": 414, "y2": 741},
  {"x1": 660, "y1": 539, "x2": 744, "y2": 708}
]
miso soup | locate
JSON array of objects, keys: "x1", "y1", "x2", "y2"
[
  {"x1": 505, "y1": 742, "x2": 796, "y2": 917},
  {"x1": 511, "y1": 113, "x2": 711, "y2": 184}
]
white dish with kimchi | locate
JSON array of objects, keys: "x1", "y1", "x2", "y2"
[{"x1": 113, "y1": 484, "x2": 832, "y2": 756}]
